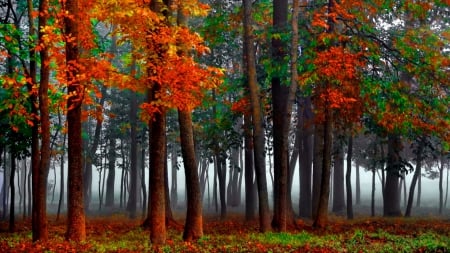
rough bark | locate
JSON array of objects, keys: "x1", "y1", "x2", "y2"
[
  {"x1": 9, "y1": 154, "x2": 15, "y2": 232},
  {"x1": 242, "y1": 0, "x2": 270, "y2": 231},
  {"x1": 178, "y1": 110, "x2": 203, "y2": 241},
  {"x1": 65, "y1": 0, "x2": 86, "y2": 241}
]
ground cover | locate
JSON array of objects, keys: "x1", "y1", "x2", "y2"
[{"x1": 0, "y1": 213, "x2": 448, "y2": 252}]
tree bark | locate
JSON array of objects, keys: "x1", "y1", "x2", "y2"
[
  {"x1": 383, "y1": 134, "x2": 402, "y2": 217},
  {"x1": 178, "y1": 110, "x2": 203, "y2": 241},
  {"x1": 242, "y1": 0, "x2": 270, "y2": 232},
  {"x1": 312, "y1": 124, "x2": 324, "y2": 219},
  {"x1": 65, "y1": 0, "x2": 86, "y2": 241}
]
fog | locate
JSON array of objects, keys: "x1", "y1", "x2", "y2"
[{"x1": 0, "y1": 157, "x2": 449, "y2": 218}]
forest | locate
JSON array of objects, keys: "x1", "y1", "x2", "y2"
[{"x1": 0, "y1": 0, "x2": 449, "y2": 252}]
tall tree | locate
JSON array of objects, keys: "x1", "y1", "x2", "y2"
[
  {"x1": 242, "y1": 0, "x2": 270, "y2": 232},
  {"x1": 271, "y1": 0, "x2": 292, "y2": 232},
  {"x1": 65, "y1": 0, "x2": 86, "y2": 241}
]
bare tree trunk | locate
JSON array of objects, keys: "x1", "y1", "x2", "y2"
[
  {"x1": 355, "y1": 162, "x2": 360, "y2": 205},
  {"x1": 346, "y1": 135, "x2": 353, "y2": 219},
  {"x1": 371, "y1": 167, "x2": 375, "y2": 217},
  {"x1": 9, "y1": 153, "x2": 16, "y2": 232}
]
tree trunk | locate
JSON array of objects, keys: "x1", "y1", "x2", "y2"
[
  {"x1": 371, "y1": 167, "x2": 375, "y2": 217},
  {"x1": 170, "y1": 145, "x2": 178, "y2": 209},
  {"x1": 9, "y1": 153, "x2": 16, "y2": 232},
  {"x1": 242, "y1": 0, "x2": 270, "y2": 231},
  {"x1": 355, "y1": 162, "x2": 360, "y2": 205},
  {"x1": 299, "y1": 97, "x2": 313, "y2": 218},
  {"x1": 405, "y1": 139, "x2": 424, "y2": 217},
  {"x1": 383, "y1": 134, "x2": 402, "y2": 217},
  {"x1": 56, "y1": 131, "x2": 66, "y2": 221},
  {"x1": 313, "y1": 102, "x2": 333, "y2": 228},
  {"x1": 105, "y1": 136, "x2": 116, "y2": 207},
  {"x1": 271, "y1": 0, "x2": 292, "y2": 232},
  {"x1": 65, "y1": 0, "x2": 86, "y2": 241},
  {"x1": 178, "y1": 110, "x2": 203, "y2": 241},
  {"x1": 439, "y1": 156, "x2": 444, "y2": 215},
  {"x1": 216, "y1": 155, "x2": 227, "y2": 219},
  {"x1": 416, "y1": 172, "x2": 421, "y2": 207},
  {"x1": 244, "y1": 115, "x2": 256, "y2": 220},
  {"x1": 346, "y1": 135, "x2": 353, "y2": 219},
  {"x1": 127, "y1": 91, "x2": 138, "y2": 219},
  {"x1": 332, "y1": 142, "x2": 345, "y2": 214},
  {"x1": 148, "y1": 85, "x2": 167, "y2": 244},
  {"x1": 32, "y1": 0, "x2": 51, "y2": 241},
  {"x1": 312, "y1": 124, "x2": 324, "y2": 219}
]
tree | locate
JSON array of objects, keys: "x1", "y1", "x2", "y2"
[
  {"x1": 242, "y1": 0, "x2": 270, "y2": 232},
  {"x1": 271, "y1": 0, "x2": 296, "y2": 232},
  {"x1": 65, "y1": 0, "x2": 86, "y2": 241}
]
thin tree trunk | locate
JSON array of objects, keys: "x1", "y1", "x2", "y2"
[
  {"x1": 355, "y1": 162, "x2": 360, "y2": 205},
  {"x1": 105, "y1": 137, "x2": 116, "y2": 207},
  {"x1": 346, "y1": 135, "x2": 353, "y2": 219},
  {"x1": 178, "y1": 110, "x2": 203, "y2": 241},
  {"x1": 405, "y1": 139, "x2": 424, "y2": 217},
  {"x1": 56, "y1": 130, "x2": 66, "y2": 221},
  {"x1": 313, "y1": 102, "x2": 333, "y2": 228},
  {"x1": 371, "y1": 167, "x2": 375, "y2": 217},
  {"x1": 439, "y1": 156, "x2": 444, "y2": 215},
  {"x1": 127, "y1": 90, "x2": 138, "y2": 219},
  {"x1": 9, "y1": 153, "x2": 16, "y2": 232},
  {"x1": 244, "y1": 114, "x2": 256, "y2": 220}
]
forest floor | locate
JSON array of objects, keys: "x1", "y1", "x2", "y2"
[{"x1": 0, "y1": 208, "x2": 449, "y2": 252}]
